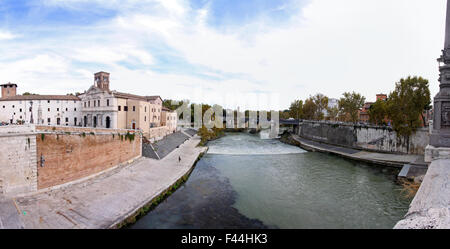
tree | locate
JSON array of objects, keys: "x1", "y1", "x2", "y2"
[
  {"x1": 23, "y1": 92, "x2": 37, "y2": 95},
  {"x1": 303, "y1": 97, "x2": 318, "y2": 120},
  {"x1": 326, "y1": 106, "x2": 340, "y2": 121},
  {"x1": 163, "y1": 99, "x2": 185, "y2": 111},
  {"x1": 386, "y1": 76, "x2": 431, "y2": 137},
  {"x1": 338, "y1": 92, "x2": 365, "y2": 123},
  {"x1": 289, "y1": 100, "x2": 303, "y2": 119},
  {"x1": 312, "y1": 93, "x2": 328, "y2": 120},
  {"x1": 368, "y1": 99, "x2": 388, "y2": 125},
  {"x1": 279, "y1": 110, "x2": 290, "y2": 119}
]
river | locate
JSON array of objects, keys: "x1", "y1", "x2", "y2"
[{"x1": 130, "y1": 132, "x2": 412, "y2": 229}]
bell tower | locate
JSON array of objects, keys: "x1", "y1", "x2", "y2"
[
  {"x1": 94, "y1": 72, "x2": 110, "y2": 91},
  {"x1": 1, "y1": 83, "x2": 17, "y2": 98}
]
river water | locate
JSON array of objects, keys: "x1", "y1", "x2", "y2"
[{"x1": 130, "y1": 132, "x2": 412, "y2": 229}]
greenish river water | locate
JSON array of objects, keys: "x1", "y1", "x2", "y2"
[{"x1": 130, "y1": 132, "x2": 412, "y2": 229}]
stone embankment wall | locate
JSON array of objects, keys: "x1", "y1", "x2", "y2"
[
  {"x1": 146, "y1": 126, "x2": 176, "y2": 142},
  {"x1": 0, "y1": 125, "x2": 142, "y2": 196},
  {"x1": 0, "y1": 126, "x2": 38, "y2": 196},
  {"x1": 298, "y1": 121, "x2": 429, "y2": 155},
  {"x1": 394, "y1": 159, "x2": 450, "y2": 229}
]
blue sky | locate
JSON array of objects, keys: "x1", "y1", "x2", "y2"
[{"x1": 0, "y1": 0, "x2": 445, "y2": 110}]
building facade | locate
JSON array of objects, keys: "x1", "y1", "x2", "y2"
[
  {"x1": 161, "y1": 107, "x2": 178, "y2": 133},
  {"x1": 0, "y1": 83, "x2": 81, "y2": 126},
  {"x1": 1, "y1": 72, "x2": 177, "y2": 138}
]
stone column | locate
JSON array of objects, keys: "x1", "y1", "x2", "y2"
[{"x1": 426, "y1": 0, "x2": 450, "y2": 162}]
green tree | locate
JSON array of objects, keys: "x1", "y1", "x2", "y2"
[
  {"x1": 338, "y1": 92, "x2": 365, "y2": 123},
  {"x1": 386, "y1": 76, "x2": 431, "y2": 137},
  {"x1": 326, "y1": 106, "x2": 340, "y2": 121},
  {"x1": 279, "y1": 110, "x2": 290, "y2": 119},
  {"x1": 303, "y1": 97, "x2": 317, "y2": 120},
  {"x1": 312, "y1": 93, "x2": 328, "y2": 120},
  {"x1": 368, "y1": 99, "x2": 388, "y2": 125},
  {"x1": 289, "y1": 100, "x2": 303, "y2": 119},
  {"x1": 163, "y1": 99, "x2": 185, "y2": 111}
]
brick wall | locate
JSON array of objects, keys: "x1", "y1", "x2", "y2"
[
  {"x1": 36, "y1": 129, "x2": 141, "y2": 190},
  {"x1": 0, "y1": 125, "x2": 37, "y2": 196}
]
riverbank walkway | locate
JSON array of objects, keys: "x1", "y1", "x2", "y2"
[
  {"x1": 0, "y1": 135, "x2": 206, "y2": 229},
  {"x1": 291, "y1": 135, "x2": 428, "y2": 169}
]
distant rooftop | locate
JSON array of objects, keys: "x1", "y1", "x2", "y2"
[{"x1": 0, "y1": 95, "x2": 80, "y2": 101}]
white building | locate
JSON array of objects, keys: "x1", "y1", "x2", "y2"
[
  {"x1": 0, "y1": 72, "x2": 178, "y2": 138},
  {"x1": 0, "y1": 83, "x2": 81, "y2": 126}
]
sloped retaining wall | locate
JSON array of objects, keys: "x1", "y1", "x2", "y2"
[{"x1": 298, "y1": 121, "x2": 429, "y2": 155}]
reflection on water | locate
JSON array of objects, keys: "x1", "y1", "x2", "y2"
[{"x1": 130, "y1": 133, "x2": 412, "y2": 229}]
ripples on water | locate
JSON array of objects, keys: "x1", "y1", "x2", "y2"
[{"x1": 130, "y1": 133, "x2": 412, "y2": 229}]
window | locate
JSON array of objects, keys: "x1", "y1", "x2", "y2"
[
  {"x1": 124, "y1": 106, "x2": 128, "y2": 111},
  {"x1": 74, "y1": 117, "x2": 77, "y2": 126},
  {"x1": 48, "y1": 100, "x2": 50, "y2": 103},
  {"x1": 94, "y1": 101, "x2": 96, "y2": 107},
  {"x1": 145, "y1": 106, "x2": 147, "y2": 112},
  {"x1": 133, "y1": 106, "x2": 136, "y2": 112},
  {"x1": 74, "y1": 108, "x2": 76, "y2": 111},
  {"x1": 57, "y1": 108, "x2": 59, "y2": 112},
  {"x1": 48, "y1": 118, "x2": 51, "y2": 123},
  {"x1": 145, "y1": 116, "x2": 147, "y2": 122},
  {"x1": 98, "y1": 100, "x2": 100, "y2": 106},
  {"x1": 107, "y1": 99, "x2": 110, "y2": 106},
  {"x1": 65, "y1": 117, "x2": 69, "y2": 122},
  {"x1": 118, "y1": 106, "x2": 121, "y2": 111},
  {"x1": 88, "y1": 101, "x2": 90, "y2": 107},
  {"x1": 19, "y1": 108, "x2": 22, "y2": 112},
  {"x1": 84, "y1": 102, "x2": 86, "y2": 108},
  {"x1": 12, "y1": 105, "x2": 14, "y2": 108},
  {"x1": 48, "y1": 108, "x2": 50, "y2": 112}
]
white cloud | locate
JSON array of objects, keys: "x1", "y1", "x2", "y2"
[
  {"x1": 0, "y1": 30, "x2": 17, "y2": 40},
  {"x1": 0, "y1": 0, "x2": 446, "y2": 110}
]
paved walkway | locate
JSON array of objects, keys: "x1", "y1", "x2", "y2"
[
  {"x1": 4, "y1": 136, "x2": 206, "y2": 229},
  {"x1": 292, "y1": 135, "x2": 426, "y2": 168}
]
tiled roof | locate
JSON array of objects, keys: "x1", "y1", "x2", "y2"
[
  {"x1": 162, "y1": 107, "x2": 175, "y2": 112},
  {"x1": 113, "y1": 91, "x2": 148, "y2": 101},
  {"x1": 0, "y1": 83, "x2": 17, "y2": 87},
  {"x1": 113, "y1": 92, "x2": 163, "y2": 102},
  {"x1": 146, "y1": 95, "x2": 162, "y2": 101},
  {"x1": 0, "y1": 95, "x2": 80, "y2": 101}
]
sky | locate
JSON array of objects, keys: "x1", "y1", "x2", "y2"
[{"x1": 0, "y1": 0, "x2": 446, "y2": 110}]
